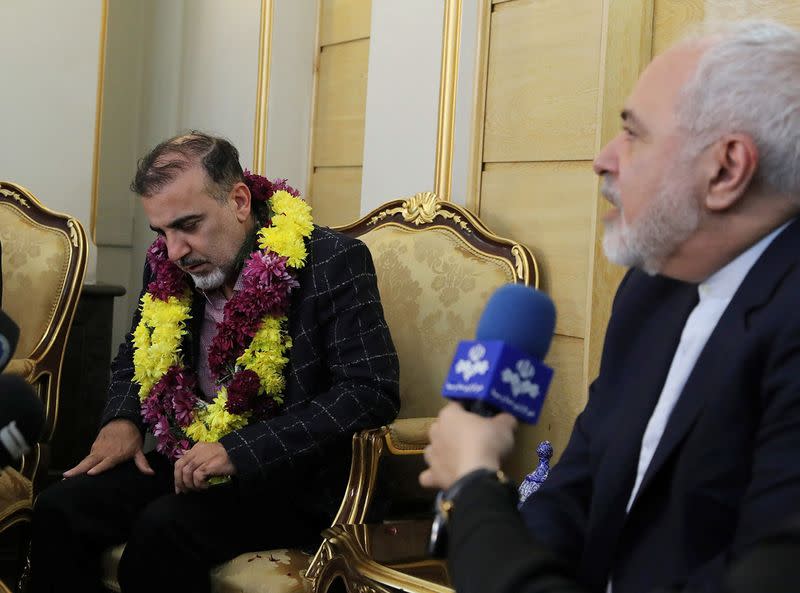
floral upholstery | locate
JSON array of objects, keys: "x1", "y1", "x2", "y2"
[
  {"x1": 102, "y1": 545, "x2": 312, "y2": 593},
  {"x1": 0, "y1": 203, "x2": 71, "y2": 360},
  {"x1": 359, "y1": 226, "x2": 515, "y2": 419}
]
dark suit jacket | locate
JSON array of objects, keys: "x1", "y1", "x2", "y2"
[
  {"x1": 100, "y1": 226, "x2": 400, "y2": 518},
  {"x1": 520, "y1": 219, "x2": 800, "y2": 593},
  {"x1": 451, "y1": 477, "x2": 800, "y2": 593}
]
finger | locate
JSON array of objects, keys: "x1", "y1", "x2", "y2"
[
  {"x1": 63, "y1": 455, "x2": 98, "y2": 478},
  {"x1": 86, "y1": 456, "x2": 118, "y2": 476},
  {"x1": 134, "y1": 450, "x2": 155, "y2": 476},
  {"x1": 178, "y1": 461, "x2": 196, "y2": 493},
  {"x1": 494, "y1": 413, "x2": 518, "y2": 430},
  {"x1": 419, "y1": 468, "x2": 435, "y2": 488},
  {"x1": 174, "y1": 458, "x2": 187, "y2": 493},
  {"x1": 423, "y1": 444, "x2": 434, "y2": 466},
  {"x1": 192, "y1": 468, "x2": 209, "y2": 490}
]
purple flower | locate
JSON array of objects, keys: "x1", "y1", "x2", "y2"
[
  {"x1": 153, "y1": 415, "x2": 170, "y2": 439},
  {"x1": 145, "y1": 237, "x2": 188, "y2": 300},
  {"x1": 225, "y1": 369, "x2": 261, "y2": 414},
  {"x1": 269, "y1": 178, "x2": 300, "y2": 198}
]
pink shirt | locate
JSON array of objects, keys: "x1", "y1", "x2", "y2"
[{"x1": 196, "y1": 272, "x2": 245, "y2": 401}]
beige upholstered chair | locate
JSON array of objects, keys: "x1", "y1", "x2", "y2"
[
  {"x1": 305, "y1": 192, "x2": 538, "y2": 593},
  {"x1": 0, "y1": 181, "x2": 87, "y2": 582},
  {"x1": 101, "y1": 192, "x2": 537, "y2": 593}
]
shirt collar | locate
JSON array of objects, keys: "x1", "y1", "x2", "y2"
[{"x1": 699, "y1": 220, "x2": 792, "y2": 301}]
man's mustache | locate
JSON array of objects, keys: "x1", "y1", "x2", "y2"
[
  {"x1": 600, "y1": 176, "x2": 621, "y2": 207},
  {"x1": 179, "y1": 257, "x2": 207, "y2": 268}
]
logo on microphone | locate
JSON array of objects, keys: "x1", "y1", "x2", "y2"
[
  {"x1": 454, "y1": 344, "x2": 490, "y2": 381},
  {"x1": 501, "y1": 359, "x2": 540, "y2": 398}
]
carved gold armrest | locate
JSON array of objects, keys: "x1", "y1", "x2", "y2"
[{"x1": 3, "y1": 359, "x2": 36, "y2": 382}]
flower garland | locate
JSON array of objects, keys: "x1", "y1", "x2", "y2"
[{"x1": 132, "y1": 172, "x2": 313, "y2": 460}]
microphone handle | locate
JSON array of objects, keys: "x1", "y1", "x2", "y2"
[{"x1": 463, "y1": 400, "x2": 500, "y2": 418}]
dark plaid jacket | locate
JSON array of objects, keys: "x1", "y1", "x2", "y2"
[{"x1": 101, "y1": 226, "x2": 400, "y2": 516}]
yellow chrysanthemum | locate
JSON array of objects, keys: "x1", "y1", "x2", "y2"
[
  {"x1": 132, "y1": 293, "x2": 191, "y2": 399},
  {"x1": 237, "y1": 318, "x2": 291, "y2": 396},
  {"x1": 185, "y1": 391, "x2": 250, "y2": 442},
  {"x1": 271, "y1": 191, "x2": 313, "y2": 234}
]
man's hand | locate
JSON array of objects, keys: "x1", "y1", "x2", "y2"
[
  {"x1": 173, "y1": 442, "x2": 236, "y2": 493},
  {"x1": 64, "y1": 418, "x2": 153, "y2": 478},
  {"x1": 419, "y1": 402, "x2": 518, "y2": 490}
]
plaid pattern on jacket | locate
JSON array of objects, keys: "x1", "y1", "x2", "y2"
[{"x1": 101, "y1": 226, "x2": 400, "y2": 517}]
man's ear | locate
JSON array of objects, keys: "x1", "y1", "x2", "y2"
[
  {"x1": 230, "y1": 182, "x2": 252, "y2": 222},
  {"x1": 704, "y1": 134, "x2": 759, "y2": 212}
]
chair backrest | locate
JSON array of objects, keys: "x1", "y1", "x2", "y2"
[
  {"x1": 0, "y1": 182, "x2": 87, "y2": 489},
  {"x1": 336, "y1": 192, "x2": 538, "y2": 420}
]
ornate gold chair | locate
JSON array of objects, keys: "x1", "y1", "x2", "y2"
[
  {"x1": 0, "y1": 181, "x2": 87, "y2": 583},
  {"x1": 100, "y1": 192, "x2": 536, "y2": 593},
  {"x1": 305, "y1": 192, "x2": 538, "y2": 593}
]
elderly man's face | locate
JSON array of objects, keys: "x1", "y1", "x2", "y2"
[
  {"x1": 593, "y1": 45, "x2": 707, "y2": 275},
  {"x1": 142, "y1": 164, "x2": 251, "y2": 290}
]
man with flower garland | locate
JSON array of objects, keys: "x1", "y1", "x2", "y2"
[{"x1": 30, "y1": 132, "x2": 400, "y2": 593}]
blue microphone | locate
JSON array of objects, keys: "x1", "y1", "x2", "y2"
[{"x1": 441, "y1": 284, "x2": 556, "y2": 423}]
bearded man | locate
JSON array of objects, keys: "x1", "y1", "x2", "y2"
[
  {"x1": 30, "y1": 132, "x2": 400, "y2": 593},
  {"x1": 420, "y1": 20, "x2": 800, "y2": 593}
]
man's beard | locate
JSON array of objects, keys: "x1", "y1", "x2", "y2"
[
  {"x1": 601, "y1": 159, "x2": 701, "y2": 276},
  {"x1": 184, "y1": 223, "x2": 260, "y2": 291}
]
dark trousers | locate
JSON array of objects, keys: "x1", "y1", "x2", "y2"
[{"x1": 29, "y1": 452, "x2": 325, "y2": 593}]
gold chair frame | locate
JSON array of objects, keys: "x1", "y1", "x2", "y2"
[
  {"x1": 0, "y1": 182, "x2": 88, "y2": 493},
  {"x1": 305, "y1": 192, "x2": 538, "y2": 593}
]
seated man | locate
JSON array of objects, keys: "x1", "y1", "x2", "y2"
[
  {"x1": 31, "y1": 132, "x2": 400, "y2": 593},
  {"x1": 422, "y1": 19, "x2": 800, "y2": 593}
]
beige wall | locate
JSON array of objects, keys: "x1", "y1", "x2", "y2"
[{"x1": 0, "y1": 0, "x2": 104, "y2": 281}]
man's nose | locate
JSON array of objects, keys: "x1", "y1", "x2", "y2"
[
  {"x1": 165, "y1": 234, "x2": 191, "y2": 263},
  {"x1": 593, "y1": 132, "x2": 622, "y2": 176}
]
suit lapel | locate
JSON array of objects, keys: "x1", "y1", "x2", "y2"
[
  {"x1": 582, "y1": 281, "x2": 699, "y2": 585},
  {"x1": 630, "y1": 218, "x2": 800, "y2": 509}
]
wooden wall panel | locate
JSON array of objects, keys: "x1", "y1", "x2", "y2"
[
  {"x1": 654, "y1": 0, "x2": 800, "y2": 56},
  {"x1": 310, "y1": 166, "x2": 363, "y2": 227},
  {"x1": 508, "y1": 334, "x2": 585, "y2": 478},
  {"x1": 483, "y1": 0, "x2": 602, "y2": 163},
  {"x1": 480, "y1": 161, "x2": 594, "y2": 339},
  {"x1": 320, "y1": 0, "x2": 372, "y2": 46},
  {"x1": 313, "y1": 39, "x2": 370, "y2": 167}
]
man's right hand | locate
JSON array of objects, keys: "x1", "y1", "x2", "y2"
[{"x1": 63, "y1": 419, "x2": 154, "y2": 478}]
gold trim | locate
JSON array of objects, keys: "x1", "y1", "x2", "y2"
[
  {"x1": 321, "y1": 526, "x2": 453, "y2": 593},
  {"x1": 433, "y1": 0, "x2": 462, "y2": 202},
  {"x1": 252, "y1": 0, "x2": 275, "y2": 174},
  {"x1": 367, "y1": 192, "x2": 470, "y2": 231},
  {"x1": 67, "y1": 220, "x2": 80, "y2": 248},
  {"x1": 90, "y1": 0, "x2": 108, "y2": 245},
  {"x1": 0, "y1": 188, "x2": 29, "y2": 209},
  {"x1": 466, "y1": 0, "x2": 491, "y2": 214}
]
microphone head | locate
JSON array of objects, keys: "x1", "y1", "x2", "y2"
[
  {"x1": 475, "y1": 284, "x2": 556, "y2": 360},
  {"x1": 0, "y1": 375, "x2": 44, "y2": 458},
  {"x1": 0, "y1": 311, "x2": 19, "y2": 373}
]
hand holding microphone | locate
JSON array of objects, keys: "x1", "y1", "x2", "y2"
[{"x1": 421, "y1": 284, "x2": 557, "y2": 557}]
